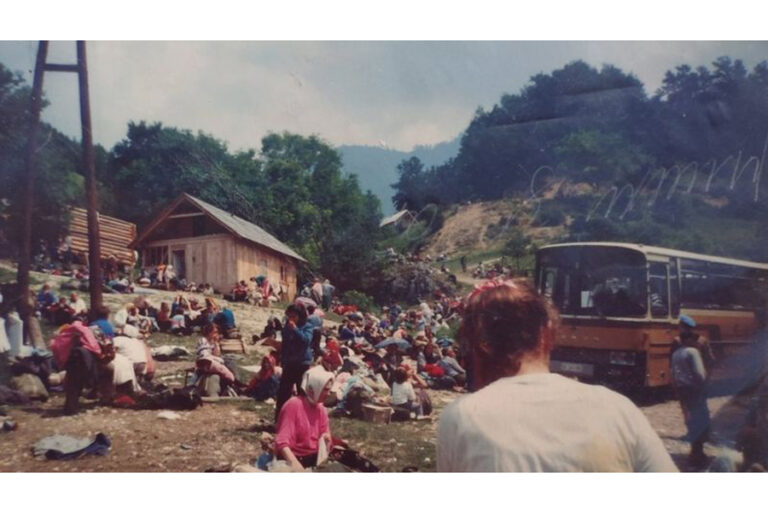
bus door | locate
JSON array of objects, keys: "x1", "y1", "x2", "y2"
[{"x1": 647, "y1": 258, "x2": 678, "y2": 386}]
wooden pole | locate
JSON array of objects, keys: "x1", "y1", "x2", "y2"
[
  {"x1": 16, "y1": 41, "x2": 49, "y2": 339},
  {"x1": 76, "y1": 41, "x2": 104, "y2": 317}
]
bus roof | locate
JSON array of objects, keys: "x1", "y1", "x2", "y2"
[{"x1": 539, "y1": 242, "x2": 768, "y2": 271}]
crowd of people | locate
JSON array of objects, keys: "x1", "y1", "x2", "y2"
[{"x1": 5, "y1": 249, "x2": 767, "y2": 474}]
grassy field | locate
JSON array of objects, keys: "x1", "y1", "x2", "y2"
[{"x1": 237, "y1": 394, "x2": 443, "y2": 472}]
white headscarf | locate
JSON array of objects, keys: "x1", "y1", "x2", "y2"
[{"x1": 301, "y1": 366, "x2": 335, "y2": 405}]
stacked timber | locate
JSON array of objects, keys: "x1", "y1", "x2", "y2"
[{"x1": 68, "y1": 207, "x2": 137, "y2": 266}]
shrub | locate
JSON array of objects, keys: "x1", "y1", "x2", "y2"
[{"x1": 341, "y1": 290, "x2": 377, "y2": 313}]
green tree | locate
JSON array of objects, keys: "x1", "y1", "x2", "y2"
[{"x1": 503, "y1": 228, "x2": 532, "y2": 272}]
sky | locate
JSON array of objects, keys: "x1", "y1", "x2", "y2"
[{"x1": 1, "y1": 41, "x2": 766, "y2": 153}]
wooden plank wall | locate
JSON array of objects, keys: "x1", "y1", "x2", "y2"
[
  {"x1": 68, "y1": 207, "x2": 137, "y2": 266},
  {"x1": 236, "y1": 242, "x2": 297, "y2": 299},
  {"x1": 141, "y1": 235, "x2": 297, "y2": 297}
]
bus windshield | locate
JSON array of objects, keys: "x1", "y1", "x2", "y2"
[{"x1": 538, "y1": 246, "x2": 647, "y2": 318}]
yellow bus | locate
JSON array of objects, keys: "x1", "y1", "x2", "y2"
[{"x1": 535, "y1": 242, "x2": 768, "y2": 389}]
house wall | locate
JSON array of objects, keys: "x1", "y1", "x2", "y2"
[
  {"x1": 141, "y1": 234, "x2": 236, "y2": 293},
  {"x1": 139, "y1": 234, "x2": 298, "y2": 297},
  {"x1": 235, "y1": 242, "x2": 298, "y2": 300}
]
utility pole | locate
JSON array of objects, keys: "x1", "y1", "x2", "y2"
[
  {"x1": 16, "y1": 41, "x2": 49, "y2": 340},
  {"x1": 76, "y1": 41, "x2": 104, "y2": 315},
  {"x1": 18, "y1": 40, "x2": 104, "y2": 330}
]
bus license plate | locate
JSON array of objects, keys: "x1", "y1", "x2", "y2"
[{"x1": 551, "y1": 361, "x2": 594, "y2": 378}]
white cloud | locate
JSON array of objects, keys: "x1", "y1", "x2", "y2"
[{"x1": 1, "y1": 41, "x2": 765, "y2": 153}]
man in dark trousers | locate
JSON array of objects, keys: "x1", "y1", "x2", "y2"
[
  {"x1": 671, "y1": 314, "x2": 710, "y2": 468},
  {"x1": 275, "y1": 303, "x2": 313, "y2": 421}
]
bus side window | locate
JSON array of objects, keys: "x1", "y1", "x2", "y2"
[
  {"x1": 649, "y1": 262, "x2": 669, "y2": 318},
  {"x1": 543, "y1": 269, "x2": 556, "y2": 298},
  {"x1": 669, "y1": 259, "x2": 680, "y2": 317}
]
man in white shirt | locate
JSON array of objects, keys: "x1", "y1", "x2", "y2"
[
  {"x1": 437, "y1": 278, "x2": 677, "y2": 472},
  {"x1": 68, "y1": 293, "x2": 88, "y2": 319}
]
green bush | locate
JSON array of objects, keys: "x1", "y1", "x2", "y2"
[{"x1": 341, "y1": 290, "x2": 376, "y2": 313}]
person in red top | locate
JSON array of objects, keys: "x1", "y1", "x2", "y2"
[
  {"x1": 321, "y1": 338, "x2": 343, "y2": 372},
  {"x1": 275, "y1": 366, "x2": 334, "y2": 471}
]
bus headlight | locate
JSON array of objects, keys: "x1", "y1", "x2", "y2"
[{"x1": 609, "y1": 351, "x2": 636, "y2": 366}]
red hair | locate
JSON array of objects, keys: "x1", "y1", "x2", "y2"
[{"x1": 458, "y1": 278, "x2": 559, "y2": 375}]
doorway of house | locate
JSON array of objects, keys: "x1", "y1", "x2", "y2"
[{"x1": 172, "y1": 249, "x2": 186, "y2": 280}]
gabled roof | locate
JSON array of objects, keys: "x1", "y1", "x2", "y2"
[
  {"x1": 379, "y1": 210, "x2": 414, "y2": 228},
  {"x1": 130, "y1": 193, "x2": 306, "y2": 263}
]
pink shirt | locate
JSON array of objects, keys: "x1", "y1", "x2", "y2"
[{"x1": 275, "y1": 396, "x2": 330, "y2": 457}]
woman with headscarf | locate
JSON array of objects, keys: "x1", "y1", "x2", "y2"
[{"x1": 274, "y1": 366, "x2": 335, "y2": 471}]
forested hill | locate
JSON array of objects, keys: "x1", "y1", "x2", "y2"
[
  {"x1": 339, "y1": 137, "x2": 460, "y2": 215},
  {"x1": 389, "y1": 58, "x2": 768, "y2": 262}
]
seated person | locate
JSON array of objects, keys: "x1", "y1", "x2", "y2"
[
  {"x1": 259, "y1": 316, "x2": 283, "y2": 339},
  {"x1": 244, "y1": 352, "x2": 280, "y2": 401},
  {"x1": 113, "y1": 335, "x2": 155, "y2": 384},
  {"x1": 438, "y1": 348, "x2": 467, "y2": 387},
  {"x1": 68, "y1": 292, "x2": 88, "y2": 322},
  {"x1": 391, "y1": 366, "x2": 423, "y2": 420},
  {"x1": 195, "y1": 324, "x2": 237, "y2": 390},
  {"x1": 125, "y1": 304, "x2": 154, "y2": 336},
  {"x1": 36, "y1": 283, "x2": 57, "y2": 315},
  {"x1": 49, "y1": 296, "x2": 75, "y2": 325},
  {"x1": 381, "y1": 344, "x2": 403, "y2": 384},
  {"x1": 321, "y1": 338, "x2": 343, "y2": 372},
  {"x1": 233, "y1": 280, "x2": 249, "y2": 302},
  {"x1": 170, "y1": 308, "x2": 192, "y2": 336},
  {"x1": 156, "y1": 302, "x2": 172, "y2": 332},
  {"x1": 274, "y1": 366, "x2": 335, "y2": 471},
  {"x1": 338, "y1": 320, "x2": 357, "y2": 342},
  {"x1": 419, "y1": 343, "x2": 442, "y2": 371},
  {"x1": 113, "y1": 303, "x2": 142, "y2": 338},
  {"x1": 213, "y1": 306, "x2": 237, "y2": 338},
  {"x1": 89, "y1": 305, "x2": 115, "y2": 340},
  {"x1": 108, "y1": 276, "x2": 133, "y2": 293}
]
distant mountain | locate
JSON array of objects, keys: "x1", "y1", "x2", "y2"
[{"x1": 339, "y1": 135, "x2": 461, "y2": 215}]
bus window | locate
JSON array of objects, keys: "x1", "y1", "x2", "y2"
[
  {"x1": 537, "y1": 246, "x2": 647, "y2": 317},
  {"x1": 543, "y1": 269, "x2": 556, "y2": 298},
  {"x1": 649, "y1": 262, "x2": 669, "y2": 318},
  {"x1": 682, "y1": 259, "x2": 768, "y2": 311},
  {"x1": 669, "y1": 258, "x2": 680, "y2": 317}
]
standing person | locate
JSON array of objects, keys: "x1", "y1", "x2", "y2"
[
  {"x1": 311, "y1": 279, "x2": 323, "y2": 305},
  {"x1": 437, "y1": 278, "x2": 677, "y2": 472},
  {"x1": 275, "y1": 304, "x2": 313, "y2": 421},
  {"x1": 321, "y1": 279, "x2": 334, "y2": 311},
  {"x1": 460, "y1": 255, "x2": 467, "y2": 274},
  {"x1": 671, "y1": 314, "x2": 711, "y2": 468}
]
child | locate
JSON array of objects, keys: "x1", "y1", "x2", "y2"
[{"x1": 391, "y1": 366, "x2": 423, "y2": 420}]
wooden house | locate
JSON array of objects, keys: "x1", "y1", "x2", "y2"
[
  {"x1": 68, "y1": 207, "x2": 137, "y2": 266},
  {"x1": 129, "y1": 193, "x2": 305, "y2": 297},
  {"x1": 379, "y1": 209, "x2": 416, "y2": 231}
]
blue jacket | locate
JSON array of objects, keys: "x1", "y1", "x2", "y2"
[
  {"x1": 214, "y1": 308, "x2": 236, "y2": 330},
  {"x1": 281, "y1": 322, "x2": 314, "y2": 366},
  {"x1": 306, "y1": 315, "x2": 323, "y2": 331}
]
